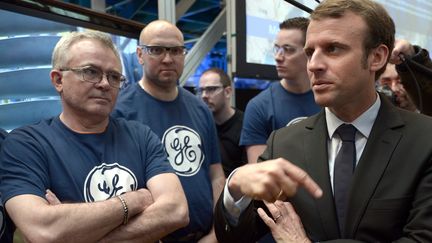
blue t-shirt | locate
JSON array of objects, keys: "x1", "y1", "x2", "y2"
[
  {"x1": 0, "y1": 117, "x2": 173, "y2": 205},
  {"x1": 112, "y1": 83, "x2": 221, "y2": 239},
  {"x1": 0, "y1": 128, "x2": 14, "y2": 243},
  {"x1": 0, "y1": 129, "x2": 7, "y2": 145},
  {"x1": 240, "y1": 82, "x2": 321, "y2": 146}
]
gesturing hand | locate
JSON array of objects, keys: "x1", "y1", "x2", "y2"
[{"x1": 228, "y1": 158, "x2": 322, "y2": 202}]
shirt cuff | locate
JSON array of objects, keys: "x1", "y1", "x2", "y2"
[{"x1": 222, "y1": 168, "x2": 253, "y2": 225}]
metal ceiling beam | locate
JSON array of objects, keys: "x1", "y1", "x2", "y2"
[
  {"x1": 106, "y1": 0, "x2": 149, "y2": 19},
  {"x1": 181, "y1": 5, "x2": 218, "y2": 18},
  {"x1": 178, "y1": 17, "x2": 210, "y2": 26},
  {"x1": 176, "y1": 0, "x2": 195, "y2": 22},
  {"x1": 180, "y1": 7, "x2": 226, "y2": 85}
]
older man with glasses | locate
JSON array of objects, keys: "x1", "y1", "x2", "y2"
[
  {"x1": 112, "y1": 20, "x2": 225, "y2": 243},
  {"x1": 0, "y1": 31, "x2": 189, "y2": 242},
  {"x1": 198, "y1": 67, "x2": 247, "y2": 178}
]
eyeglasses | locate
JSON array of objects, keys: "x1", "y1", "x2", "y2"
[
  {"x1": 273, "y1": 45, "x2": 299, "y2": 56},
  {"x1": 196, "y1": 85, "x2": 225, "y2": 96},
  {"x1": 139, "y1": 45, "x2": 188, "y2": 57},
  {"x1": 59, "y1": 65, "x2": 125, "y2": 88}
]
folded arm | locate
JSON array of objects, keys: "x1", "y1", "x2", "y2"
[
  {"x1": 100, "y1": 173, "x2": 189, "y2": 243},
  {"x1": 6, "y1": 190, "x2": 148, "y2": 243}
]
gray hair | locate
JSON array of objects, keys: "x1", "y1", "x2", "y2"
[{"x1": 51, "y1": 30, "x2": 121, "y2": 69}]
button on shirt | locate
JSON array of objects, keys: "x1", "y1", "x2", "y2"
[{"x1": 223, "y1": 94, "x2": 382, "y2": 224}]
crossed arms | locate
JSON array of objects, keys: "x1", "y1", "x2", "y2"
[{"x1": 6, "y1": 173, "x2": 188, "y2": 243}]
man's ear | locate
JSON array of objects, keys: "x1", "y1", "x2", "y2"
[
  {"x1": 369, "y1": 44, "x2": 389, "y2": 72},
  {"x1": 137, "y1": 47, "x2": 144, "y2": 65},
  {"x1": 50, "y1": 70, "x2": 63, "y2": 93},
  {"x1": 224, "y1": 86, "x2": 232, "y2": 99}
]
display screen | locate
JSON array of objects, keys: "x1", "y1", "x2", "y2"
[
  {"x1": 246, "y1": 0, "x2": 317, "y2": 66},
  {"x1": 236, "y1": 0, "x2": 432, "y2": 80}
]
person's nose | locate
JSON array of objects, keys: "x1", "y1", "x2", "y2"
[
  {"x1": 161, "y1": 51, "x2": 174, "y2": 63},
  {"x1": 96, "y1": 74, "x2": 111, "y2": 90},
  {"x1": 201, "y1": 90, "x2": 210, "y2": 99},
  {"x1": 307, "y1": 50, "x2": 325, "y2": 74},
  {"x1": 390, "y1": 79, "x2": 401, "y2": 92},
  {"x1": 274, "y1": 50, "x2": 284, "y2": 62}
]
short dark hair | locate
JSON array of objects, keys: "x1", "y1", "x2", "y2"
[
  {"x1": 279, "y1": 17, "x2": 309, "y2": 45},
  {"x1": 202, "y1": 68, "x2": 232, "y2": 87},
  {"x1": 310, "y1": 0, "x2": 395, "y2": 78}
]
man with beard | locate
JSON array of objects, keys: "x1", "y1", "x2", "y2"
[
  {"x1": 198, "y1": 67, "x2": 247, "y2": 177},
  {"x1": 113, "y1": 20, "x2": 225, "y2": 242}
]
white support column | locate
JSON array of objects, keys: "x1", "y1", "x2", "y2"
[
  {"x1": 180, "y1": 7, "x2": 226, "y2": 86},
  {"x1": 226, "y1": 0, "x2": 236, "y2": 106},
  {"x1": 158, "y1": 0, "x2": 176, "y2": 24},
  {"x1": 90, "y1": 0, "x2": 106, "y2": 12}
]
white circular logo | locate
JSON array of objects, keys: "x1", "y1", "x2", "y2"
[
  {"x1": 84, "y1": 163, "x2": 137, "y2": 202},
  {"x1": 162, "y1": 125, "x2": 205, "y2": 177}
]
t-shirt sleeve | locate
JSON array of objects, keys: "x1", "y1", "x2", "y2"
[
  {"x1": 240, "y1": 98, "x2": 270, "y2": 146},
  {"x1": 0, "y1": 129, "x2": 7, "y2": 146},
  {"x1": 0, "y1": 130, "x2": 49, "y2": 203}
]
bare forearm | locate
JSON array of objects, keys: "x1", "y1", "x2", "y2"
[
  {"x1": 7, "y1": 191, "x2": 148, "y2": 243},
  {"x1": 246, "y1": 145, "x2": 267, "y2": 164},
  {"x1": 100, "y1": 199, "x2": 189, "y2": 242},
  {"x1": 212, "y1": 176, "x2": 225, "y2": 208},
  {"x1": 9, "y1": 197, "x2": 122, "y2": 242},
  {"x1": 100, "y1": 173, "x2": 189, "y2": 242}
]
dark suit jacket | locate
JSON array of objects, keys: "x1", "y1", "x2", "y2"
[{"x1": 215, "y1": 97, "x2": 432, "y2": 242}]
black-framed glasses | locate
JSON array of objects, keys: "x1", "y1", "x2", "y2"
[
  {"x1": 139, "y1": 45, "x2": 187, "y2": 57},
  {"x1": 59, "y1": 65, "x2": 125, "y2": 88},
  {"x1": 196, "y1": 85, "x2": 225, "y2": 96}
]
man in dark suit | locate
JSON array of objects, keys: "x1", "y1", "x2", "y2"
[{"x1": 214, "y1": 0, "x2": 432, "y2": 242}]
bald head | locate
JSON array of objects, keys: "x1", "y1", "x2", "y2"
[
  {"x1": 139, "y1": 20, "x2": 184, "y2": 45},
  {"x1": 137, "y1": 20, "x2": 186, "y2": 93}
]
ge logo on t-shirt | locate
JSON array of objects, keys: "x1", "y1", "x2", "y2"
[
  {"x1": 162, "y1": 125, "x2": 205, "y2": 177},
  {"x1": 84, "y1": 163, "x2": 138, "y2": 202}
]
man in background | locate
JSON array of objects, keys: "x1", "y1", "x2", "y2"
[
  {"x1": 391, "y1": 39, "x2": 432, "y2": 116},
  {"x1": 0, "y1": 31, "x2": 188, "y2": 242},
  {"x1": 240, "y1": 17, "x2": 321, "y2": 164},
  {"x1": 113, "y1": 20, "x2": 225, "y2": 242},
  {"x1": 376, "y1": 62, "x2": 417, "y2": 112},
  {"x1": 198, "y1": 67, "x2": 247, "y2": 177}
]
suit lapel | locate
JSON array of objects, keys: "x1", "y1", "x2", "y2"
[
  {"x1": 304, "y1": 111, "x2": 341, "y2": 238},
  {"x1": 345, "y1": 97, "x2": 404, "y2": 237}
]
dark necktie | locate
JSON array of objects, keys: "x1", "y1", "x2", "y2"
[{"x1": 333, "y1": 124, "x2": 357, "y2": 234}]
